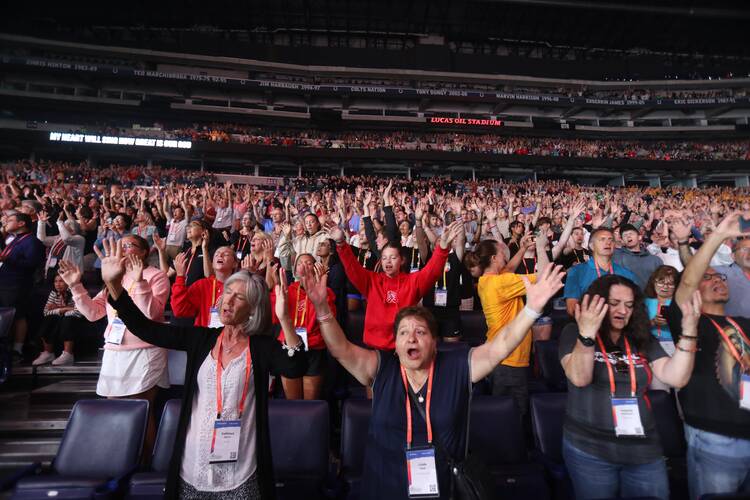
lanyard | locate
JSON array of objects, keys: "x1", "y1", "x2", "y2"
[
  {"x1": 211, "y1": 277, "x2": 222, "y2": 307},
  {"x1": 522, "y1": 255, "x2": 536, "y2": 274},
  {"x1": 211, "y1": 330, "x2": 252, "y2": 451},
  {"x1": 400, "y1": 361, "x2": 435, "y2": 449},
  {"x1": 293, "y1": 284, "x2": 308, "y2": 328},
  {"x1": 705, "y1": 315, "x2": 750, "y2": 369},
  {"x1": 411, "y1": 247, "x2": 419, "y2": 269},
  {"x1": 436, "y1": 259, "x2": 448, "y2": 289},
  {"x1": 596, "y1": 335, "x2": 640, "y2": 397},
  {"x1": 236, "y1": 236, "x2": 248, "y2": 255},
  {"x1": 186, "y1": 247, "x2": 198, "y2": 275},
  {"x1": 594, "y1": 259, "x2": 614, "y2": 279},
  {"x1": 112, "y1": 279, "x2": 138, "y2": 319},
  {"x1": 1, "y1": 233, "x2": 30, "y2": 258},
  {"x1": 51, "y1": 238, "x2": 66, "y2": 257},
  {"x1": 574, "y1": 249, "x2": 584, "y2": 264}
]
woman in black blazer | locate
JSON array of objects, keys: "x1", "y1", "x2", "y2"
[{"x1": 93, "y1": 238, "x2": 306, "y2": 499}]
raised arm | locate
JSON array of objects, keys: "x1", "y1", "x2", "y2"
[
  {"x1": 300, "y1": 266, "x2": 378, "y2": 386},
  {"x1": 559, "y1": 294, "x2": 608, "y2": 387},
  {"x1": 329, "y1": 223, "x2": 373, "y2": 295},
  {"x1": 650, "y1": 290, "x2": 700, "y2": 388},
  {"x1": 470, "y1": 264, "x2": 565, "y2": 382},
  {"x1": 674, "y1": 211, "x2": 744, "y2": 307},
  {"x1": 553, "y1": 199, "x2": 585, "y2": 260}
]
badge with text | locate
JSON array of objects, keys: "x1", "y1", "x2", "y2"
[
  {"x1": 434, "y1": 288, "x2": 448, "y2": 307},
  {"x1": 295, "y1": 327, "x2": 309, "y2": 351},
  {"x1": 49, "y1": 257, "x2": 58, "y2": 268},
  {"x1": 612, "y1": 397, "x2": 645, "y2": 437},
  {"x1": 236, "y1": 251, "x2": 243, "y2": 261},
  {"x1": 107, "y1": 318, "x2": 126, "y2": 345},
  {"x1": 405, "y1": 446, "x2": 440, "y2": 498},
  {"x1": 209, "y1": 420, "x2": 241, "y2": 463},
  {"x1": 209, "y1": 307, "x2": 224, "y2": 328}
]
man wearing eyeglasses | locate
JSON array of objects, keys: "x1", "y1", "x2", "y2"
[{"x1": 666, "y1": 212, "x2": 750, "y2": 500}]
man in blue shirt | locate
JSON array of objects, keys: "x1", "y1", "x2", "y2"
[{"x1": 564, "y1": 227, "x2": 638, "y2": 316}]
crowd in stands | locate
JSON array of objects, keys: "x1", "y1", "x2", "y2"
[{"x1": 1, "y1": 160, "x2": 749, "y2": 499}]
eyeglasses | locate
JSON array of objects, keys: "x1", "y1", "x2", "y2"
[
  {"x1": 655, "y1": 280, "x2": 675, "y2": 287},
  {"x1": 701, "y1": 273, "x2": 727, "y2": 282}
]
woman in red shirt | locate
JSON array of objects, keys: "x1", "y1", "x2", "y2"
[
  {"x1": 328, "y1": 220, "x2": 464, "y2": 350},
  {"x1": 270, "y1": 254, "x2": 337, "y2": 400}
]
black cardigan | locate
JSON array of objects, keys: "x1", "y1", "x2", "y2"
[{"x1": 107, "y1": 291, "x2": 307, "y2": 499}]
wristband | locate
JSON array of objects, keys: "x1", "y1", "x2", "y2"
[
  {"x1": 676, "y1": 344, "x2": 699, "y2": 353},
  {"x1": 522, "y1": 305, "x2": 542, "y2": 320},
  {"x1": 316, "y1": 311, "x2": 334, "y2": 323},
  {"x1": 679, "y1": 334, "x2": 698, "y2": 341}
]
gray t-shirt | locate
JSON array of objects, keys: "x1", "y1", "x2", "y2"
[{"x1": 558, "y1": 323, "x2": 668, "y2": 464}]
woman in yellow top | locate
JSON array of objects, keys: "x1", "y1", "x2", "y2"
[{"x1": 475, "y1": 235, "x2": 550, "y2": 419}]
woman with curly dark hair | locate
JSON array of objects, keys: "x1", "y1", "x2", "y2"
[{"x1": 558, "y1": 274, "x2": 702, "y2": 500}]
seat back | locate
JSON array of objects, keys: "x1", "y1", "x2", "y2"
[
  {"x1": 459, "y1": 310, "x2": 487, "y2": 344},
  {"x1": 167, "y1": 349, "x2": 187, "y2": 385},
  {"x1": 268, "y1": 400, "x2": 329, "y2": 479},
  {"x1": 0, "y1": 307, "x2": 16, "y2": 339},
  {"x1": 469, "y1": 396, "x2": 526, "y2": 465},
  {"x1": 345, "y1": 310, "x2": 365, "y2": 345},
  {"x1": 340, "y1": 399, "x2": 372, "y2": 479},
  {"x1": 53, "y1": 399, "x2": 149, "y2": 478},
  {"x1": 152, "y1": 399, "x2": 182, "y2": 473},
  {"x1": 530, "y1": 392, "x2": 567, "y2": 463},
  {"x1": 647, "y1": 390, "x2": 686, "y2": 458},
  {"x1": 534, "y1": 340, "x2": 567, "y2": 391}
]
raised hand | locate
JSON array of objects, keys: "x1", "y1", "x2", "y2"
[
  {"x1": 274, "y1": 267, "x2": 290, "y2": 322},
  {"x1": 569, "y1": 198, "x2": 587, "y2": 218},
  {"x1": 521, "y1": 263, "x2": 565, "y2": 313},
  {"x1": 38, "y1": 210, "x2": 49, "y2": 223},
  {"x1": 299, "y1": 265, "x2": 329, "y2": 309},
  {"x1": 715, "y1": 211, "x2": 747, "y2": 239},
  {"x1": 326, "y1": 221, "x2": 345, "y2": 244},
  {"x1": 174, "y1": 252, "x2": 188, "y2": 277},
  {"x1": 201, "y1": 231, "x2": 210, "y2": 249},
  {"x1": 439, "y1": 220, "x2": 464, "y2": 249},
  {"x1": 58, "y1": 260, "x2": 83, "y2": 287},
  {"x1": 678, "y1": 289, "x2": 702, "y2": 333},
  {"x1": 241, "y1": 254, "x2": 259, "y2": 273},
  {"x1": 261, "y1": 239, "x2": 274, "y2": 263},
  {"x1": 574, "y1": 294, "x2": 608, "y2": 339},
  {"x1": 93, "y1": 238, "x2": 128, "y2": 286},
  {"x1": 152, "y1": 232, "x2": 166, "y2": 252},
  {"x1": 669, "y1": 216, "x2": 692, "y2": 242},
  {"x1": 126, "y1": 254, "x2": 144, "y2": 282}
]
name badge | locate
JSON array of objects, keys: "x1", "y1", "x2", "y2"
[
  {"x1": 659, "y1": 340, "x2": 676, "y2": 357},
  {"x1": 49, "y1": 257, "x2": 58, "y2": 268},
  {"x1": 295, "y1": 327, "x2": 309, "y2": 351},
  {"x1": 209, "y1": 307, "x2": 224, "y2": 328},
  {"x1": 444, "y1": 262, "x2": 451, "y2": 272},
  {"x1": 612, "y1": 397, "x2": 645, "y2": 437},
  {"x1": 410, "y1": 267, "x2": 420, "y2": 274},
  {"x1": 434, "y1": 288, "x2": 448, "y2": 307},
  {"x1": 209, "y1": 420, "x2": 241, "y2": 463},
  {"x1": 740, "y1": 374, "x2": 750, "y2": 411},
  {"x1": 236, "y1": 251, "x2": 243, "y2": 261},
  {"x1": 107, "y1": 318, "x2": 126, "y2": 345},
  {"x1": 405, "y1": 446, "x2": 440, "y2": 498}
]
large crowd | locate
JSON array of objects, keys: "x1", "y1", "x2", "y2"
[{"x1": 1, "y1": 159, "x2": 749, "y2": 499}]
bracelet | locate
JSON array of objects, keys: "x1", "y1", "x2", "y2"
[
  {"x1": 316, "y1": 312, "x2": 333, "y2": 323},
  {"x1": 522, "y1": 305, "x2": 542, "y2": 320},
  {"x1": 282, "y1": 339, "x2": 304, "y2": 357},
  {"x1": 679, "y1": 334, "x2": 698, "y2": 340},
  {"x1": 676, "y1": 344, "x2": 699, "y2": 353}
]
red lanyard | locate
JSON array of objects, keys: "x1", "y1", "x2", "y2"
[
  {"x1": 400, "y1": 361, "x2": 435, "y2": 448},
  {"x1": 594, "y1": 259, "x2": 614, "y2": 279},
  {"x1": 211, "y1": 330, "x2": 252, "y2": 451},
  {"x1": 595, "y1": 335, "x2": 650, "y2": 397},
  {"x1": 293, "y1": 284, "x2": 308, "y2": 328},
  {"x1": 51, "y1": 238, "x2": 66, "y2": 257},
  {"x1": 186, "y1": 247, "x2": 198, "y2": 275},
  {"x1": 705, "y1": 315, "x2": 750, "y2": 370},
  {"x1": 210, "y1": 277, "x2": 222, "y2": 307},
  {"x1": 1, "y1": 233, "x2": 30, "y2": 259},
  {"x1": 236, "y1": 236, "x2": 248, "y2": 255}
]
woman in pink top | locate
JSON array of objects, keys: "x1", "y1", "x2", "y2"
[{"x1": 58, "y1": 234, "x2": 170, "y2": 456}]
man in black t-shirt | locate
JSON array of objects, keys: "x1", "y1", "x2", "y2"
[{"x1": 666, "y1": 211, "x2": 750, "y2": 500}]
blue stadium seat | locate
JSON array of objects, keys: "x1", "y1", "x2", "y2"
[
  {"x1": 12, "y1": 399, "x2": 148, "y2": 499},
  {"x1": 340, "y1": 399, "x2": 372, "y2": 500},
  {"x1": 470, "y1": 395, "x2": 549, "y2": 499},
  {"x1": 459, "y1": 310, "x2": 487, "y2": 346},
  {"x1": 0, "y1": 307, "x2": 16, "y2": 384},
  {"x1": 534, "y1": 340, "x2": 568, "y2": 392},
  {"x1": 268, "y1": 400, "x2": 329, "y2": 500},
  {"x1": 530, "y1": 392, "x2": 573, "y2": 500},
  {"x1": 128, "y1": 399, "x2": 182, "y2": 499},
  {"x1": 345, "y1": 310, "x2": 365, "y2": 346}
]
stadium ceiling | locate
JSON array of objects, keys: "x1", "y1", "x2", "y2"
[{"x1": 3, "y1": 0, "x2": 749, "y2": 59}]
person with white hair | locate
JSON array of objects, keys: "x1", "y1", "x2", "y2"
[{"x1": 99, "y1": 238, "x2": 307, "y2": 499}]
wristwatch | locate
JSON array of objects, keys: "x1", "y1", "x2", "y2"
[{"x1": 577, "y1": 333, "x2": 596, "y2": 347}]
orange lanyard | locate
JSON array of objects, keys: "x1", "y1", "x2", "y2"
[
  {"x1": 523, "y1": 255, "x2": 536, "y2": 274},
  {"x1": 211, "y1": 331, "x2": 252, "y2": 451},
  {"x1": 705, "y1": 315, "x2": 750, "y2": 369},
  {"x1": 574, "y1": 249, "x2": 584, "y2": 264},
  {"x1": 210, "y1": 277, "x2": 222, "y2": 307},
  {"x1": 1, "y1": 233, "x2": 30, "y2": 258},
  {"x1": 293, "y1": 284, "x2": 308, "y2": 328},
  {"x1": 186, "y1": 247, "x2": 198, "y2": 274},
  {"x1": 594, "y1": 259, "x2": 614, "y2": 279},
  {"x1": 596, "y1": 335, "x2": 643, "y2": 397},
  {"x1": 400, "y1": 361, "x2": 435, "y2": 448}
]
